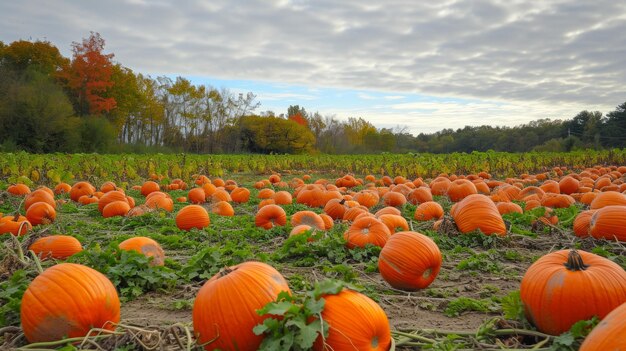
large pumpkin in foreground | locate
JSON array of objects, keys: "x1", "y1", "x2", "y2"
[
  {"x1": 20, "y1": 263, "x2": 120, "y2": 343},
  {"x1": 313, "y1": 289, "x2": 391, "y2": 351},
  {"x1": 520, "y1": 249, "x2": 626, "y2": 335},
  {"x1": 579, "y1": 302, "x2": 626, "y2": 351},
  {"x1": 193, "y1": 261, "x2": 290, "y2": 350},
  {"x1": 378, "y1": 231, "x2": 442, "y2": 291}
]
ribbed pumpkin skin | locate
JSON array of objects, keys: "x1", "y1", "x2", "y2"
[
  {"x1": 378, "y1": 231, "x2": 442, "y2": 290},
  {"x1": 589, "y1": 205, "x2": 626, "y2": 241},
  {"x1": 20, "y1": 263, "x2": 120, "y2": 343},
  {"x1": 579, "y1": 302, "x2": 626, "y2": 351},
  {"x1": 447, "y1": 179, "x2": 478, "y2": 202},
  {"x1": 313, "y1": 289, "x2": 391, "y2": 351},
  {"x1": 573, "y1": 210, "x2": 596, "y2": 238},
  {"x1": 291, "y1": 210, "x2": 325, "y2": 230},
  {"x1": 29, "y1": 235, "x2": 82, "y2": 260},
  {"x1": 25, "y1": 202, "x2": 57, "y2": 225},
  {"x1": 344, "y1": 217, "x2": 391, "y2": 249},
  {"x1": 176, "y1": 205, "x2": 210, "y2": 231},
  {"x1": 589, "y1": 191, "x2": 626, "y2": 210},
  {"x1": 255, "y1": 204, "x2": 287, "y2": 229},
  {"x1": 118, "y1": 237, "x2": 165, "y2": 266},
  {"x1": 378, "y1": 214, "x2": 409, "y2": 234},
  {"x1": 450, "y1": 194, "x2": 506, "y2": 236},
  {"x1": 70, "y1": 181, "x2": 95, "y2": 202},
  {"x1": 193, "y1": 262, "x2": 290, "y2": 351},
  {"x1": 414, "y1": 201, "x2": 444, "y2": 221},
  {"x1": 520, "y1": 250, "x2": 626, "y2": 336},
  {"x1": 102, "y1": 201, "x2": 131, "y2": 218}
]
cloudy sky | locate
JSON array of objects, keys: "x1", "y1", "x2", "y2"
[{"x1": 1, "y1": 0, "x2": 625, "y2": 134}]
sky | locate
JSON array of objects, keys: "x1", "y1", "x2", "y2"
[{"x1": 1, "y1": 0, "x2": 625, "y2": 134}]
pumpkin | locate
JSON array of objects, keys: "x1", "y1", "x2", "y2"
[
  {"x1": 589, "y1": 191, "x2": 626, "y2": 209},
  {"x1": 102, "y1": 201, "x2": 131, "y2": 218},
  {"x1": 25, "y1": 202, "x2": 57, "y2": 226},
  {"x1": 145, "y1": 194, "x2": 174, "y2": 212},
  {"x1": 406, "y1": 187, "x2": 433, "y2": 205},
  {"x1": 78, "y1": 194, "x2": 99, "y2": 205},
  {"x1": 0, "y1": 215, "x2": 32, "y2": 235},
  {"x1": 296, "y1": 185, "x2": 326, "y2": 207},
  {"x1": 193, "y1": 261, "x2": 290, "y2": 350},
  {"x1": 579, "y1": 302, "x2": 626, "y2": 351},
  {"x1": 188, "y1": 188, "x2": 206, "y2": 204},
  {"x1": 140, "y1": 181, "x2": 160, "y2": 197},
  {"x1": 319, "y1": 213, "x2": 334, "y2": 230},
  {"x1": 258, "y1": 188, "x2": 275, "y2": 199},
  {"x1": 496, "y1": 202, "x2": 523, "y2": 215},
  {"x1": 126, "y1": 205, "x2": 150, "y2": 217},
  {"x1": 258, "y1": 198, "x2": 276, "y2": 208},
  {"x1": 429, "y1": 177, "x2": 451, "y2": 196},
  {"x1": 231, "y1": 187, "x2": 251, "y2": 203},
  {"x1": 24, "y1": 190, "x2": 56, "y2": 211},
  {"x1": 53, "y1": 183, "x2": 71, "y2": 195},
  {"x1": 290, "y1": 224, "x2": 316, "y2": 239},
  {"x1": 313, "y1": 289, "x2": 391, "y2": 351},
  {"x1": 589, "y1": 205, "x2": 626, "y2": 241},
  {"x1": 374, "y1": 206, "x2": 402, "y2": 217},
  {"x1": 272, "y1": 190, "x2": 293, "y2": 205},
  {"x1": 344, "y1": 216, "x2": 390, "y2": 249},
  {"x1": 20, "y1": 263, "x2": 120, "y2": 343},
  {"x1": 255, "y1": 204, "x2": 287, "y2": 229},
  {"x1": 354, "y1": 191, "x2": 380, "y2": 208},
  {"x1": 378, "y1": 231, "x2": 442, "y2": 290},
  {"x1": 268, "y1": 174, "x2": 281, "y2": 183},
  {"x1": 450, "y1": 194, "x2": 506, "y2": 236},
  {"x1": 291, "y1": 210, "x2": 325, "y2": 230},
  {"x1": 100, "y1": 181, "x2": 117, "y2": 193},
  {"x1": 97, "y1": 190, "x2": 128, "y2": 213},
  {"x1": 342, "y1": 207, "x2": 367, "y2": 222},
  {"x1": 202, "y1": 183, "x2": 217, "y2": 197},
  {"x1": 382, "y1": 191, "x2": 407, "y2": 207},
  {"x1": 118, "y1": 237, "x2": 165, "y2": 266},
  {"x1": 378, "y1": 214, "x2": 409, "y2": 234},
  {"x1": 29, "y1": 235, "x2": 82, "y2": 260},
  {"x1": 324, "y1": 198, "x2": 347, "y2": 220},
  {"x1": 212, "y1": 178, "x2": 225, "y2": 187},
  {"x1": 559, "y1": 176, "x2": 580, "y2": 195},
  {"x1": 211, "y1": 189, "x2": 232, "y2": 203},
  {"x1": 573, "y1": 210, "x2": 596, "y2": 237},
  {"x1": 69, "y1": 181, "x2": 96, "y2": 202},
  {"x1": 520, "y1": 249, "x2": 626, "y2": 335},
  {"x1": 414, "y1": 201, "x2": 444, "y2": 221},
  {"x1": 7, "y1": 183, "x2": 31, "y2": 196},
  {"x1": 539, "y1": 180, "x2": 560, "y2": 194},
  {"x1": 176, "y1": 205, "x2": 210, "y2": 231},
  {"x1": 447, "y1": 179, "x2": 478, "y2": 202},
  {"x1": 212, "y1": 201, "x2": 235, "y2": 216},
  {"x1": 540, "y1": 193, "x2": 575, "y2": 208}
]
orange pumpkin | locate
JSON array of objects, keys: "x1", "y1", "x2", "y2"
[
  {"x1": 406, "y1": 187, "x2": 433, "y2": 205},
  {"x1": 291, "y1": 211, "x2": 325, "y2": 230},
  {"x1": 272, "y1": 190, "x2": 293, "y2": 205},
  {"x1": 20, "y1": 263, "x2": 120, "y2": 343},
  {"x1": 100, "y1": 181, "x2": 117, "y2": 193},
  {"x1": 78, "y1": 194, "x2": 99, "y2": 205},
  {"x1": 323, "y1": 198, "x2": 347, "y2": 220},
  {"x1": 53, "y1": 183, "x2": 71, "y2": 195},
  {"x1": 24, "y1": 190, "x2": 56, "y2": 211},
  {"x1": 70, "y1": 181, "x2": 96, "y2": 202},
  {"x1": 354, "y1": 191, "x2": 380, "y2": 208},
  {"x1": 188, "y1": 188, "x2": 206, "y2": 204},
  {"x1": 589, "y1": 191, "x2": 626, "y2": 209},
  {"x1": 211, "y1": 201, "x2": 235, "y2": 216},
  {"x1": 579, "y1": 301, "x2": 626, "y2": 351},
  {"x1": 0, "y1": 215, "x2": 32, "y2": 235},
  {"x1": 231, "y1": 187, "x2": 251, "y2": 203},
  {"x1": 25, "y1": 202, "x2": 57, "y2": 226},
  {"x1": 378, "y1": 231, "x2": 442, "y2": 290},
  {"x1": 414, "y1": 201, "x2": 444, "y2": 221},
  {"x1": 344, "y1": 217, "x2": 390, "y2": 249},
  {"x1": 312, "y1": 289, "x2": 391, "y2": 351},
  {"x1": 589, "y1": 205, "x2": 626, "y2": 241},
  {"x1": 573, "y1": 210, "x2": 596, "y2": 238},
  {"x1": 176, "y1": 205, "x2": 210, "y2": 231},
  {"x1": 319, "y1": 213, "x2": 334, "y2": 230},
  {"x1": 258, "y1": 188, "x2": 275, "y2": 199},
  {"x1": 378, "y1": 214, "x2": 409, "y2": 234},
  {"x1": 102, "y1": 201, "x2": 131, "y2": 218},
  {"x1": 447, "y1": 179, "x2": 478, "y2": 202},
  {"x1": 496, "y1": 202, "x2": 523, "y2": 215},
  {"x1": 450, "y1": 194, "x2": 506, "y2": 236},
  {"x1": 119, "y1": 237, "x2": 165, "y2": 266},
  {"x1": 193, "y1": 262, "x2": 290, "y2": 350},
  {"x1": 29, "y1": 235, "x2": 82, "y2": 260},
  {"x1": 97, "y1": 190, "x2": 128, "y2": 213},
  {"x1": 7, "y1": 183, "x2": 31, "y2": 196},
  {"x1": 520, "y1": 250, "x2": 626, "y2": 335},
  {"x1": 140, "y1": 181, "x2": 160, "y2": 197},
  {"x1": 382, "y1": 191, "x2": 406, "y2": 207},
  {"x1": 255, "y1": 204, "x2": 287, "y2": 229}
]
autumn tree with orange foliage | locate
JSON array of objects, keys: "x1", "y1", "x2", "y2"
[{"x1": 60, "y1": 32, "x2": 116, "y2": 115}]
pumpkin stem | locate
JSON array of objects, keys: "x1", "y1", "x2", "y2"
[
  {"x1": 564, "y1": 250, "x2": 589, "y2": 271},
  {"x1": 219, "y1": 267, "x2": 233, "y2": 277},
  {"x1": 339, "y1": 199, "x2": 346, "y2": 205}
]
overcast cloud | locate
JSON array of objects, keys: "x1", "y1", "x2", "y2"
[{"x1": 1, "y1": 0, "x2": 625, "y2": 133}]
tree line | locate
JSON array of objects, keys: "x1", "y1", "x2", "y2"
[{"x1": 1, "y1": 33, "x2": 625, "y2": 154}]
